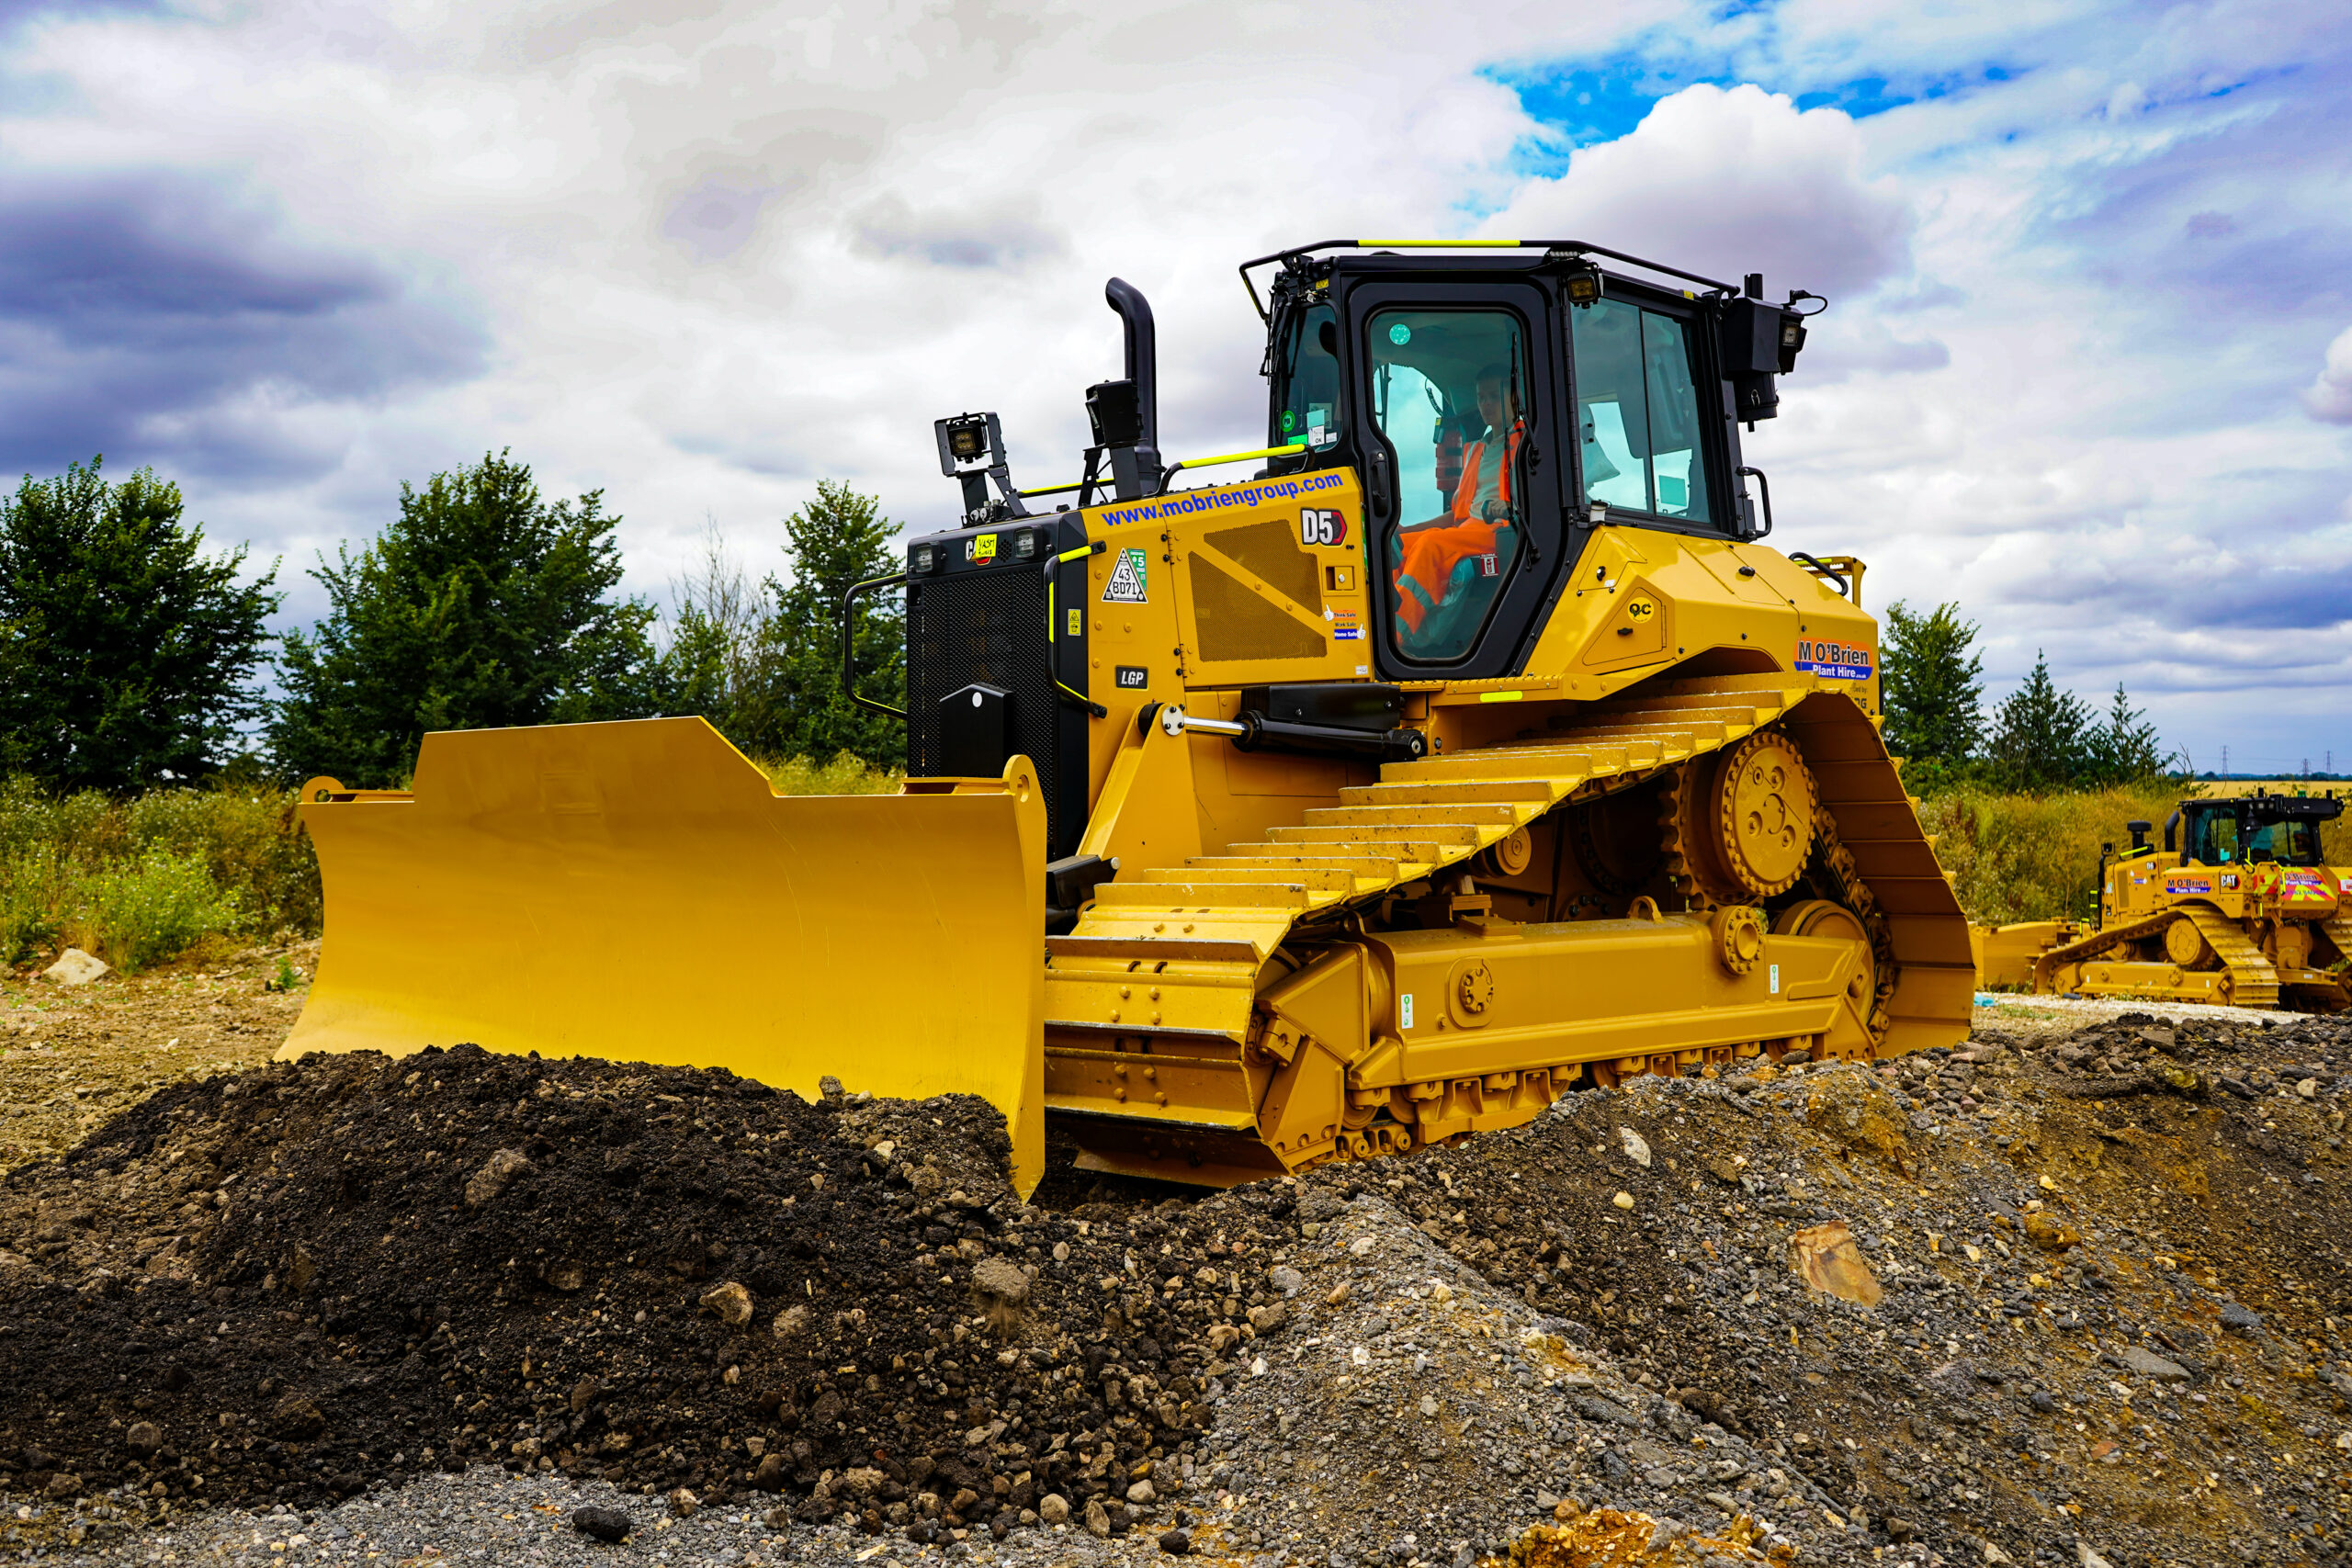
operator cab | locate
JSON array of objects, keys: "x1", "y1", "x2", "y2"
[
  {"x1": 1257, "y1": 243, "x2": 1816, "y2": 681},
  {"x1": 2173, "y1": 793, "x2": 2341, "y2": 867}
]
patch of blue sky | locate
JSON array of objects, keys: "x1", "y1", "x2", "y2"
[
  {"x1": 1485, "y1": 54, "x2": 1732, "y2": 175},
  {"x1": 1487, "y1": 52, "x2": 2030, "y2": 180}
]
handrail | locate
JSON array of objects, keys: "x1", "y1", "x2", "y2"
[
  {"x1": 1044, "y1": 543, "x2": 1107, "y2": 718},
  {"x1": 1786, "y1": 552, "x2": 1848, "y2": 600},
  {"x1": 1736, "y1": 466, "x2": 1772, "y2": 539},
  {"x1": 840, "y1": 572, "x2": 907, "y2": 719},
  {"x1": 1023, "y1": 443, "x2": 1309, "y2": 502},
  {"x1": 1238, "y1": 238, "x2": 1740, "y2": 320},
  {"x1": 1153, "y1": 442, "x2": 1308, "y2": 494}
]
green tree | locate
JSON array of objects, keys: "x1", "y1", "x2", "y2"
[
  {"x1": 651, "y1": 518, "x2": 777, "y2": 749},
  {"x1": 1984, "y1": 650, "x2": 2095, "y2": 792},
  {"x1": 1880, "y1": 599, "x2": 1985, "y2": 767},
  {"x1": 0, "y1": 457, "x2": 280, "y2": 790},
  {"x1": 756, "y1": 479, "x2": 905, "y2": 769},
  {"x1": 2085, "y1": 682, "x2": 2170, "y2": 784},
  {"x1": 269, "y1": 451, "x2": 659, "y2": 786}
]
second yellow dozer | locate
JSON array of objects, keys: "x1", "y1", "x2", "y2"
[
  {"x1": 283, "y1": 241, "x2": 1975, "y2": 1195},
  {"x1": 1974, "y1": 792, "x2": 2351, "y2": 1010}
]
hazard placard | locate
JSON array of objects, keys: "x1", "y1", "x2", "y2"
[{"x1": 1102, "y1": 547, "x2": 1148, "y2": 604}]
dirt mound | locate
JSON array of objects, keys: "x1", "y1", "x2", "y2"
[
  {"x1": 1348, "y1": 1010, "x2": 2352, "y2": 1564},
  {"x1": 5, "y1": 1007, "x2": 2351, "y2": 1565},
  {"x1": 0, "y1": 1043, "x2": 1287, "y2": 1543}
]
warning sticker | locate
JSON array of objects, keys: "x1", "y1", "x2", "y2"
[
  {"x1": 1102, "y1": 547, "x2": 1148, "y2": 604},
  {"x1": 969, "y1": 534, "x2": 997, "y2": 563},
  {"x1": 1794, "y1": 637, "x2": 1872, "y2": 681}
]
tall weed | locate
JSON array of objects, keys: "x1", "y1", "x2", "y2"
[
  {"x1": 1915, "y1": 781, "x2": 2311, "y2": 926},
  {"x1": 0, "y1": 777, "x2": 319, "y2": 971},
  {"x1": 754, "y1": 752, "x2": 902, "y2": 795}
]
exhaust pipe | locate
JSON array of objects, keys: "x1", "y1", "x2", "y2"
[{"x1": 1090, "y1": 278, "x2": 1163, "y2": 500}]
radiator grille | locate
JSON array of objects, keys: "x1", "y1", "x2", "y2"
[{"x1": 908, "y1": 568, "x2": 1067, "y2": 849}]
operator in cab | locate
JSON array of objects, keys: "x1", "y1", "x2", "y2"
[{"x1": 1390, "y1": 363, "x2": 1522, "y2": 657}]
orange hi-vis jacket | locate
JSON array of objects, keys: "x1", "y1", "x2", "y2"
[{"x1": 1392, "y1": 425, "x2": 1520, "y2": 635}]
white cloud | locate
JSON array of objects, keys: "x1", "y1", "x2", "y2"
[
  {"x1": 2305, "y1": 325, "x2": 2352, "y2": 423},
  {"x1": 1491, "y1": 83, "x2": 1914, "y2": 299},
  {"x1": 0, "y1": 0, "x2": 2346, "y2": 768}
]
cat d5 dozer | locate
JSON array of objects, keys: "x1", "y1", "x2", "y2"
[
  {"x1": 1975, "y1": 791, "x2": 2350, "y2": 1010},
  {"x1": 284, "y1": 240, "x2": 1976, "y2": 1195}
]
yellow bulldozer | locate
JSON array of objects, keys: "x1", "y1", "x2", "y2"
[
  {"x1": 282, "y1": 240, "x2": 1975, "y2": 1195},
  {"x1": 1975, "y1": 791, "x2": 2350, "y2": 1010}
]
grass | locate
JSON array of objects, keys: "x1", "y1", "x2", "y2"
[{"x1": 1917, "y1": 780, "x2": 2352, "y2": 927}]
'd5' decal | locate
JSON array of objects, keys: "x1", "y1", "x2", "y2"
[{"x1": 1300, "y1": 507, "x2": 1350, "y2": 547}]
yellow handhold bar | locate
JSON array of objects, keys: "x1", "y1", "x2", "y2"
[{"x1": 1019, "y1": 444, "x2": 1307, "y2": 501}]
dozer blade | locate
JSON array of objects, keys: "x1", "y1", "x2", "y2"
[{"x1": 281, "y1": 717, "x2": 1049, "y2": 1196}]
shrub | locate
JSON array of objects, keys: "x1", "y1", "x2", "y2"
[
  {"x1": 78, "y1": 849, "x2": 242, "y2": 972},
  {"x1": 0, "y1": 846, "x2": 65, "y2": 964}
]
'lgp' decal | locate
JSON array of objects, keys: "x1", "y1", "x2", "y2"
[{"x1": 1299, "y1": 507, "x2": 1349, "y2": 547}]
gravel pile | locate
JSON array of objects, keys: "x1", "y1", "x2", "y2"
[{"x1": 4, "y1": 1008, "x2": 2350, "y2": 1567}]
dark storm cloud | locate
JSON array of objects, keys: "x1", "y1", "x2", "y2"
[{"x1": 0, "y1": 168, "x2": 484, "y2": 481}]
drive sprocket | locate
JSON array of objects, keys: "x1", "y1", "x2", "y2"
[{"x1": 1666, "y1": 729, "x2": 1818, "y2": 906}]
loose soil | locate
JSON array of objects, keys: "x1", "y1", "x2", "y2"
[
  {"x1": 0, "y1": 944, "x2": 312, "y2": 1175},
  {"x1": 2, "y1": 976, "x2": 2349, "y2": 1566}
]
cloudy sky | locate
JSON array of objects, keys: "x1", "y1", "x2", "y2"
[{"x1": 3, "y1": 0, "x2": 2346, "y2": 773}]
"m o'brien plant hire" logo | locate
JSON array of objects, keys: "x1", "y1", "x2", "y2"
[{"x1": 1794, "y1": 638, "x2": 1872, "y2": 681}]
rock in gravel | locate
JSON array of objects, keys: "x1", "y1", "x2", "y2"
[
  {"x1": 571, "y1": 1504, "x2": 633, "y2": 1541},
  {"x1": 2120, "y1": 1346, "x2": 2189, "y2": 1382},
  {"x1": 667, "y1": 1485, "x2": 698, "y2": 1517},
  {"x1": 1268, "y1": 1264, "x2": 1304, "y2": 1295},
  {"x1": 1789, "y1": 1218, "x2": 1883, "y2": 1306},
  {"x1": 752, "y1": 1453, "x2": 786, "y2": 1492},
  {"x1": 40, "y1": 946, "x2": 109, "y2": 986},
  {"x1": 2219, "y1": 1302, "x2": 2265, "y2": 1332},
  {"x1": 697, "y1": 1279, "x2": 753, "y2": 1326},
  {"x1": 124, "y1": 1419, "x2": 162, "y2": 1455},
  {"x1": 462, "y1": 1147, "x2": 533, "y2": 1208},
  {"x1": 970, "y1": 1253, "x2": 1030, "y2": 1307},
  {"x1": 1618, "y1": 1126, "x2": 1652, "y2": 1167},
  {"x1": 2024, "y1": 1210, "x2": 2083, "y2": 1251},
  {"x1": 1127, "y1": 1476, "x2": 1159, "y2": 1504},
  {"x1": 769, "y1": 1302, "x2": 808, "y2": 1340},
  {"x1": 1159, "y1": 1526, "x2": 1194, "y2": 1554},
  {"x1": 1085, "y1": 1496, "x2": 1111, "y2": 1538},
  {"x1": 1039, "y1": 1492, "x2": 1070, "y2": 1524}
]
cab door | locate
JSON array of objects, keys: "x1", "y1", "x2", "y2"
[{"x1": 1346, "y1": 279, "x2": 1566, "y2": 681}]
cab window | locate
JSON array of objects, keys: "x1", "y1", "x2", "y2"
[
  {"x1": 2194, "y1": 811, "x2": 2241, "y2": 864},
  {"x1": 2248, "y1": 819, "x2": 2319, "y2": 865},
  {"x1": 1366, "y1": 309, "x2": 1529, "y2": 663},
  {"x1": 1272, "y1": 302, "x2": 1341, "y2": 454},
  {"x1": 1571, "y1": 298, "x2": 1714, "y2": 523}
]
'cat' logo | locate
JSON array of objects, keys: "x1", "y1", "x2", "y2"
[{"x1": 1299, "y1": 508, "x2": 1349, "y2": 547}]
